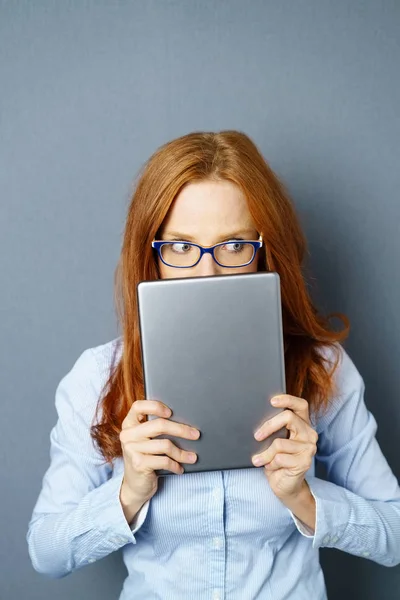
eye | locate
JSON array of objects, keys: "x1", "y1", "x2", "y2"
[
  {"x1": 170, "y1": 242, "x2": 193, "y2": 254},
  {"x1": 223, "y1": 241, "x2": 245, "y2": 253}
]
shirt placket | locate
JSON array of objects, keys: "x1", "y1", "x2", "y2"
[{"x1": 207, "y1": 470, "x2": 226, "y2": 600}]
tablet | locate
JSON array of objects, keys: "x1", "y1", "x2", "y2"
[{"x1": 137, "y1": 271, "x2": 287, "y2": 476}]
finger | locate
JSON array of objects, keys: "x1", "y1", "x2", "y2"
[
  {"x1": 263, "y1": 452, "x2": 307, "y2": 472},
  {"x1": 252, "y1": 438, "x2": 316, "y2": 467},
  {"x1": 127, "y1": 438, "x2": 198, "y2": 465},
  {"x1": 121, "y1": 400, "x2": 171, "y2": 429},
  {"x1": 121, "y1": 417, "x2": 200, "y2": 443},
  {"x1": 255, "y1": 410, "x2": 312, "y2": 443},
  {"x1": 271, "y1": 394, "x2": 310, "y2": 424},
  {"x1": 129, "y1": 451, "x2": 185, "y2": 475},
  {"x1": 252, "y1": 438, "x2": 304, "y2": 465}
]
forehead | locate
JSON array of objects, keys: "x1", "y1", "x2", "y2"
[{"x1": 162, "y1": 180, "x2": 255, "y2": 233}]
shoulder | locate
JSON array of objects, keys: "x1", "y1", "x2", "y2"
[
  {"x1": 54, "y1": 336, "x2": 123, "y2": 421},
  {"x1": 318, "y1": 342, "x2": 364, "y2": 394},
  {"x1": 312, "y1": 342, "x2": 365, "y2": 431},
  {"x1": 89, "y1": 335, "x2": 123, "y2": 381}
]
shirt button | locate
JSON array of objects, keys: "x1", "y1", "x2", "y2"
[
  {"x1": 212, "y1": 537, "x2": 224, "y2": 549},
  {"x1": 212, "y1": 590, "x2": 222, "y2": 600},
  {"x1": 87, "y1": 557, "x2": 96, "y2": 563},
  {"x1": 212, "y1": 487, "x2": 221, "y2": 500},
  {"x1": 362, "y1": 551, "x2": 370, "y2": 557},
  {"x1": 332, "y1": 536, "x2": 339, "y2": 543}
]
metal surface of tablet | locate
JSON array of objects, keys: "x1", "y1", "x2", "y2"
[{"x1": 137, "y1": 271, "x2": 287, "y2": 476}]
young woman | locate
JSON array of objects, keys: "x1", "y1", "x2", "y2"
[{"x1": 27, "y1": 131, "x2": 400, "y2": 599}]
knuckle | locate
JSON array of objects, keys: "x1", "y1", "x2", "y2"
[
  {"x1": 164, "y1": 457, "x2": 176, "y2": 470},
  {"x1": 121, "y1": 416, "x2": 129, "y2": 430},
  {"x1": 162, "y1": 439, "x2": 174, "y2": 453},
  {"x1": 119, "y1": 429, "x2": 129, "y2": 444},
  {"x1": 304, "y1": 441, "x2": 316, "y2": 457},
  {"x1": 301, "y1": 398, "x2": 309, "y2": 409},
  {"x1": 284, "y1": 409, "x2": 293, "y2": 421},
  {"x1": 131, "y1": 452, "x2": 144, "y2": 471},
  {"x1": 130, "y1": 400, "x2": 141, "y2": 414},
  {"x1": 155, "y1": 418, "x2": 168, "y2": 433}
]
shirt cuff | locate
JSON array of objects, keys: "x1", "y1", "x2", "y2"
[
  {"x1": 290, "y1": 513, "x2": 315, "y2": 537},
  {"x1": 129, "y1": 498, "x2": 150, "y2": 534},
  {"x1": 287, "y1": 480, "x2": 317, "y2": 538},
  {"x1": 87, "y1": 471, "x2": 149, "y2": 550},
  {"x1": 288, "y1": 475, "x2": 352, "y2": 549}
]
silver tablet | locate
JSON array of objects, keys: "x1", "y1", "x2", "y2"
[{"x1": 137, "y1": 271, "x2": 287, "y2": 476}]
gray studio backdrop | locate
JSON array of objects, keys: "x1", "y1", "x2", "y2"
[{"x1": 1, "y1": 1, "x2": 399, "y2": 599}]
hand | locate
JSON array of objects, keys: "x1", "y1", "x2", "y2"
[
  {"x1": 119, "y1": 400, "x2": 200, "y2": 507},
  {"x1": 251, "y1": 394, "x2": 318, "y2": 501}
]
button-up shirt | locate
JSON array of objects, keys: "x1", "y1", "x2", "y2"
[{"x1": 27, "y1": 337, "x2": 400, "y2": 599}]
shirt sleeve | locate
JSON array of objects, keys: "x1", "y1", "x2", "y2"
[
  {"x1": 26, "y1": 347, "x2": 150, "y2": 578},
  {"x1": 288, "y1": 345, "x2": 400, "y2": 567}
]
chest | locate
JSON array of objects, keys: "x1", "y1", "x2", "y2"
[{"x1": 114, "y1": 460, "x2": 315, "y2": 545}]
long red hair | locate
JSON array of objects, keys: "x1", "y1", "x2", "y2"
[{"x1": 91, "y1": 130, "x2": 350, "y2": 465}]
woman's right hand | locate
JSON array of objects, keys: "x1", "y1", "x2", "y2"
[{"x1": 119, "y1": 399, "x2": 200, "y2": 513}]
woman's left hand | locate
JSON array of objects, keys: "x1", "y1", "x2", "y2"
[{"x1": 252, "y1": 394, "x2": 318, "y2": 501}]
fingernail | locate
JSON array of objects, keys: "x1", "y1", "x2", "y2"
[
  {"x1": 254, "y1": 429, "x2": 263, "y2": 440},
  {"x1": 253, "y1": 456, "x2": 263, "y2": 466},
  {"x1": 271, "y1": 397, "x2": 279, "y2": 405},
  {"x1": 187, "y1": 453, "x2": 197, "y2": 462},
  {"x1": 190, "y1": 428, "x2": 199, "y2": 438}
]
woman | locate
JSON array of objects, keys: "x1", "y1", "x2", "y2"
[{"x1": 27, "y1": 131, "x2": 400, "y2": 599}]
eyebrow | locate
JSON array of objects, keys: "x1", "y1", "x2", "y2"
[{"x1": 161, "y1": 229, "x2": 258, "y2": 242}]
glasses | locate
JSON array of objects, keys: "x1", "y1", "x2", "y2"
[{"x1": 152, "y1": 235, "x2": 263, "y2": 268}]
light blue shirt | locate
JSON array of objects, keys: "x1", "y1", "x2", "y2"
[{"x1": 27, "y1": 338, "x2": 400, "y2": 599}]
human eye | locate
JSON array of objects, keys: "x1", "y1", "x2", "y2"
[
  {"x1": 170, "y1": 242, "x2": 193, "y2": 254},
  {"x1": 223, "y1": 240, "x2": 246, "y2": 253}
]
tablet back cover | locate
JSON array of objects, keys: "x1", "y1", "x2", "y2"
[{"x1": 137, "y1": 271, "x2": 287, "y2": 476}]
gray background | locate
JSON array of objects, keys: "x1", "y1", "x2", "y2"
[{"x1": 1, "y1": 1, "x2": 399, "y2": 599}]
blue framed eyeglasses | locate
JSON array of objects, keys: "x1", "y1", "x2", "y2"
[{"x1": 152, "y1": 234, "x2": 263, "y2": 268}]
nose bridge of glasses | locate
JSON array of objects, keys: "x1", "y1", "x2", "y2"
[
  {"x1": 197, "y1": 249, "x2": 219, "y2": 271},
  {"x1": 201, "y1": 245, "x2": 217, "y2": 257}
]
